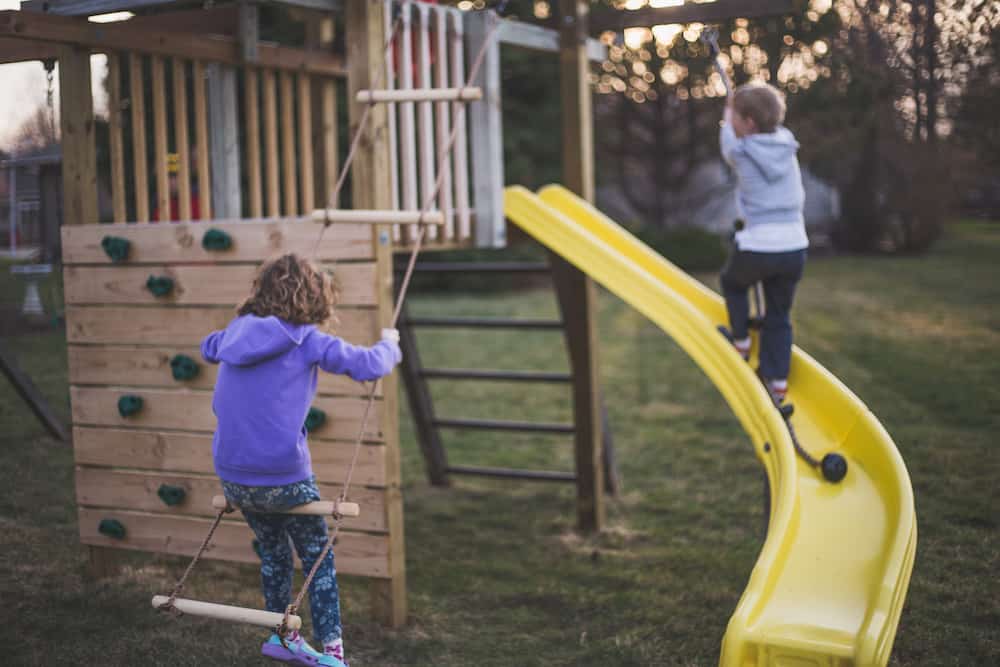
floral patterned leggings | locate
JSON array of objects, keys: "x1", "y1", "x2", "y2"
[{"x1": 221, "y1": 477, "x2": 341, "y2": 644}]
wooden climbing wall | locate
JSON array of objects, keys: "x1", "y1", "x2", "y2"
[{"x1": 61, "y1": 219, "x2": 405, "y2": 601}]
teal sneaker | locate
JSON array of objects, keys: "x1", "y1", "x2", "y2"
[{"x1": 261, "y1": 632, "x2": 347, "y2": 666}]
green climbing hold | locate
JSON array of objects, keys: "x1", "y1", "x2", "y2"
[
  {"x1": 157, "y1": 484, "x2": 187, "y2": 506},
  {"x1": 101, "y1": 235, "x2": 131, "y2": 263},
  {"x1": 304, "y1": 407, "x2": 326, "y2": 432},
  {"x1": 98, "y1": 518, "x2": 127, "y2": 540},
  {"x1": 169, "y1": 354, "x2": 200, "y2": 381},
  {"x1": 145, "y1": 275, "x2": 175, "y2": 297},
  {"x1": 117, "y1": 394, "x2": 144, "y2": 418},
  {"x1": 202, "y1": 228, "x2": 233, "y2": 252}
]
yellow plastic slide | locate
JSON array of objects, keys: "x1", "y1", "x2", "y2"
[{"x1": 504, "y1": 185, "x2": 917, "y2": 667}]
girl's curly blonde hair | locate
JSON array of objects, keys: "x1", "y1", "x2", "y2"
[{"x1": 238, "y1": 253, "x2": 339, "y2": 326}]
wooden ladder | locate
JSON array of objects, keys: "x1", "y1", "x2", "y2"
[{"x1": 395, "y1": 259, "x2": 618, "y2": 493}]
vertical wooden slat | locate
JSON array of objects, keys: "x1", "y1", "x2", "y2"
[
  {"x1": 263, "y1": 69, "x2": 280, "y2": 217},
  {"x1": 434, "y1": 8, "x2": 454, "y2": 241},
  {"x1": 345, "y1": 0, "x2": 406, "y2": 628},
  {"x1": 151, "y1": 55, "x2": 170, "y2": 221},
  {"x1": 319, "y1": 80, "x2": 338, "y2": 208},
  {"x1": 416, "y1": 3, "x2": 437, "y2": 241},
  {"x1": 107, "y1": 53, "x2": 126, "y2": 222},
  {"x1": 245, "y1": 67, "x2": 262, "y2": 218},
  {"x1": 398, "y1": 3, "x2": 418, "y2": 241},
  {"x1": 193, "y1": 60, "x2": 212, "y2": 219},
  {"x1": 297, "y1": 73, "x2": 314, "y2": 215},
  {"x1": 172, "y1": 58, "x2": 192, "y2": 221},
  {"x1": 450, "y1": 13, "x2": 471, "y2": 241},
  {"x1": 129, "y1": 53, "x2": 149, "y2": 222},
  {"x1": 280, "y1": 70, "x2": 297, "y2": 216}
]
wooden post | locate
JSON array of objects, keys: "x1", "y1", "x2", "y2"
[
  {"x1": 193, "y1": 60, "x2": 212, "y2": 219},
  {"x1": 552, "y1": 0, "x2": 603, "y2": 532},
  {"x1": 345, "y1": 0, "x2": 406, "y2": 628},
  {"x1": 262, "y1": 68, "x2": 280, "y2": 217},
  {"x1": 151, "y1": 55, "x2": 170, "y2": 221},
  {"x1": 129, "y1": 53, "x2": 149, "y2": 222},
  {"x1": 173, "y1": 58, "x2": 193, "y2": 222},
  {"x1": 466, "y1": 10, "x2": 505, "y2": 248},
  {"x1": 279, "y1": 70, "x2": 297, "y2": 216},
  {"x1": 245, "y1": 67, "x2": 263, "y2": 218},
  {"x1": 207, "y1": 63, "x2": 241, "y2": 218},
  {"x1": 58, "y1": 46, "x2": 97, "y2": 225},
  {"x1": 107, "y1": 53, "x2": 126, "y2": 223}
]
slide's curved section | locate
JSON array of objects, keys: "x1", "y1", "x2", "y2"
[{"x1": 503, "y1": 185, "x2": 916, "y2": 666}]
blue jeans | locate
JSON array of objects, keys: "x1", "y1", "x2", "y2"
[
  {"x1": 221, "y1": 477, "x2": 342, "y2": 644},
  {"x1": 720, "y1": 247, "x2": 807, "y2": 380}
]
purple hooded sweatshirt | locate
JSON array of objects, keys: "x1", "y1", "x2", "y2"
[{"x1": 201, "y1": 314, "x2": 401, "y2": 486}]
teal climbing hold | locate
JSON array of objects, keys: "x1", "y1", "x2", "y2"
[
  {"x1": 145, "y1": 275, "x2": 175, "y2": 297},
  {"x1": 117, "y1": 394, "x2": 144, "y2": 418},
  {"x1": 304, "y1": 407, "x2": 326, "y2": 432},
  {"x1": 169, "y1": 354, "x2": 200, "y2": 381},
  {"x1": 157, "y1": 484, "x2": 187, "y2": 506},
  {"x1": 202, "y1": 228, "x2": 233, "y2": 251},
  {"x1": 101, "y1": 235, "x2": 131, "y2": 263},
  {"x1": 98, "y1": 518, "x2": 127, "y2": 540}
]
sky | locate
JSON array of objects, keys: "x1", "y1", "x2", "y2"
[{"x1": 0, "y1": 0, "x2": 109, "y2": 151}]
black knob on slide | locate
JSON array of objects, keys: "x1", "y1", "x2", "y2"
[{"x1": 821, "y1": 453, "x2": 848, "y2": 483}]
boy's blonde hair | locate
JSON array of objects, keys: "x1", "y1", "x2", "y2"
[
  {"x1": 238, "y1": 253, "x2": 339, "y2": 326},
  {"x1": 733, "y1": 82, "x2": 786, "y2": 133}
]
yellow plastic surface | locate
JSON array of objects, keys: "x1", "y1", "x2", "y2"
[{"x1": 504, "y1": 185, "x2": 917, "y2": 667}]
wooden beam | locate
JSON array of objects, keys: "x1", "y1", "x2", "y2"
[
  {"x1": 497, "y1": 20, "x2": 607, "y2": 63},
  {"x1": 22, "y1": 0, "x2": 341, "y2": 17},
  {"x1": 0, "y1": 10, "x2": 346, "y2": 77},
  {"x1": 590, "y1": 0, "x2": 801, "y2": 31},
  {"x1": 0, "y1": 36, "x2": 60, "y2": 64},
  {"x1": 58, "y1": 44, "x2": 98, "y2": 225},
  {"x1": 0, "y1": 341, "x2": 68, "y2": 441},
  {"x1": 345, "y1": 0, "x2": 406, "y2": 628},
  {"x1": 130, "y1": 53, "x2": 149, "y2": 222},
  {"x1": 555, "y1": 0, "x2": 603, "y2": 533},
  {"x1": 107, "y1": 52, "x2": 126, "y2": 222}
]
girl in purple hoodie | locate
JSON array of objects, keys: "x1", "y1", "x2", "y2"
[{"x1": 201, "y1": 253, "x2": 401, "y2": 667}]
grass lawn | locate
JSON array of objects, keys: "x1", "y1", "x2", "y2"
[{"x1": 0, "y1": 221, "x2": 997, "y2": 666}]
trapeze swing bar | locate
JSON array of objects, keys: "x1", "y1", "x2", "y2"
[
  {"x1": 310, "y1": 209, "x2": 446, "y2": 226},
  {"x1": 151, "y1": 596, "x2": 303, "y2": 630},
  {"x1": 356, "y1": 87, "x2": 483, "y2": 103},
  {"x1": 210, "y1": 495, "x2": 361, "y2": 518}
]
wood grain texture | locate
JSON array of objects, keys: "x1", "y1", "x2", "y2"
[
  {"x1": 70, "y1": 387, "x2": 386, "y2": 442},
  {"x1": 78, "y1": 508, "x2": 390, "y2": 577},
  {"x1": 73, "y1": 427, "x2": 387, "y2": 486},
  {"x1": 67, "y1": 345, "x2": 382, "y2": 397},
  {"x1": 65, "y1": 306, "x2": 377, "y2": 346},
  {"x1": 62, "y1": 219, "x2": 374, "y2": 264},
  {"x1": 76, "y1": 468, "x2": 387, "y2": 531},
  {"x1": 63, "y1": 262, "x2": 376, "y2": 306}
]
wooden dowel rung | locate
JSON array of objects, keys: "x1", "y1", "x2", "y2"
[
  {"x1": 151, "y1": 596, "x2": 302, "y2": 630},
  {"x1": 355, "y1": 87, "x2": 482, "y2": 104},
  {"x1": 311, "y1": 209, "x2": 445, "y2": 225},
  {"x1": 211, "y1": 495, "x2": 360, "y2": 518}
]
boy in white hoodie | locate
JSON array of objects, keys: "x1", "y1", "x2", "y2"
[{"x1": 718, "y1": 82, "x2": 808, "y2": 404}]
